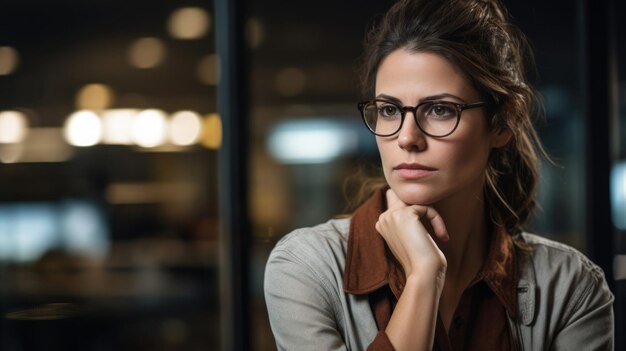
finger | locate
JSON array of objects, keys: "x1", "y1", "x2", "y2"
[
  {"x1": 385, "y1": 189, "x2": 407, "y2": 210},
  {"x1": 412, "y1": 206, "x2": 449, "y2": 242}
]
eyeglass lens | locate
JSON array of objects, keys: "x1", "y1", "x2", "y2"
[{"x1": 362, "y1": 100, "x2": 459, "y2": 137}]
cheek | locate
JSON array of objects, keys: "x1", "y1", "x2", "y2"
[{"x1": 441, "y1": 133, "x2": 491, "y2": 172}]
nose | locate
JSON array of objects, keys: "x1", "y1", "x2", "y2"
[{"x1": 397, "y1": 111, "x2": 427, "y2": 151}]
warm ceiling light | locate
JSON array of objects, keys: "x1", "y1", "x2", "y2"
[
  {"x1": 101, "y1": 109, "x2": 139, "y2": 145},
  {"x1": 76, "y1": 84, "x2": 114, "y2": 110},
  {"x1": 131, "y1": 109, "x2": 167, "y2": 148},
  {"x1": 167, "y1": 7, "x2": 211, "y2": 40},
  {"x1": 128, "y1": 37, "x2": 166, "y2": 69},
  {"x1": 0, "y1": 110, "x2": 28, "y2": 144},
  {"x1": 0, "y1": 46, "x2": 19, "y2": 75},
  {"x1": 170, "y1": 111, "x2": 202, "y2": 146},
  {"x1": 64, "y1": 110, "x2": 103, "y2": 147}
]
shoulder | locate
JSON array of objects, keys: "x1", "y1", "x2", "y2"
[
  {"x1": 514, "y1": 232, "x2": 613, "y2": 321},
  {"x1": 269, "y1": 217, "x2": 351, "y2": 264},
  {"x1": 512, "y1": 235, "x2": 614, "y2": 349},
  {"x1": 264, "y1": 218, "x2": 351, "y2": 307},
  {"x1": 515, "y1": 232, "x2": 606, "y2": 283},
  {"x1": 265, "y1": 218, "x2": 351, "y2": 287}
]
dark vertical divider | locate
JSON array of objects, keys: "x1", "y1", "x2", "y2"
[
  {"x1": 581, "y1": 0, "x2": 621, "y2": 348},
  {"x1": 215, "y1": 0, "x2": 251, "y2": 350},
  {"x1": 581, "y1": 0, "x2": 617, "y2": 285}
]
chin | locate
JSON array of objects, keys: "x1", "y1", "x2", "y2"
[{"x1": 391, "y1": 183, "x2": 443, "y2": 206}]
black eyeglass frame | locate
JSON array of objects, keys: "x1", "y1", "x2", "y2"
[{"x1": 357, "y1": 99, "x2": 486, "y2": 138}]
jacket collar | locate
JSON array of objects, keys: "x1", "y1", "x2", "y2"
[
  {"x1": 343, "y1": 188, "x2": 390, "y2": 294},
  {"x1": 343, "y1": 188, "x2": 518, "y2": 318}
]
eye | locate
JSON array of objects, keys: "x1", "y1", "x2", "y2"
[
  {"x1": 425, "y1": 102, "x2": 456, "y2": 119},
  {"x1": 378, "y1": 104, "x2": 400, "y2": 118}
]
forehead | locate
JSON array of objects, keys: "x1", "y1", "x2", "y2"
[{"x1": 374, "y1": 49, "x2": 479, "y2": 102}]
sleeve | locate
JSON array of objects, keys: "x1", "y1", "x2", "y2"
[
  {"x1": 265, "y1": 243, "x2": 397, "y2": 351},
  {"x1": 551, "y1": 265, "x2": 614, "y2": 351},
  {"x1": 264, "y1": 247, "x2": 348, "y2": 351}
]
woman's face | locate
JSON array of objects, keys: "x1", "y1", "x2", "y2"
[{"x1": 375, "y1": 49, "x2": 509, "y2": 206}]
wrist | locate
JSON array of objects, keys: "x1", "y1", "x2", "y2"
[{"x1": 405, "y1": 268, "x2": 446, "y2": 290}]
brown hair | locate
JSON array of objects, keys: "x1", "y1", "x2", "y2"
[{"x1": 356, "y1": 0, "x2": 547, "y2": 235}]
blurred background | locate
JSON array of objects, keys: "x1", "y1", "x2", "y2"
[{"x1": 0, "y1": 0, "x2": 624, "y2": 350}]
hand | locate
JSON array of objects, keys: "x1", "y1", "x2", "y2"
[{"x1": 375, "y1": 189, "x2": 449, "y2": 285}]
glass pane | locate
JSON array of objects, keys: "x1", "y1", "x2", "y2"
[{"x1": 0, "y1": 2, "x2": 221, "y2": 349}]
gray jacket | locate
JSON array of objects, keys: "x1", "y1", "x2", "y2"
[{"x1": 264, "y1": 218, "x2": 614, "y2": 350}]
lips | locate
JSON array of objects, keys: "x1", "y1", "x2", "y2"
[
  {"x1": 393, "y1": 162, "x2": 437, "y2": 179},
  {"x1": 394, "y1": 163, "x2": 437, "y2": 171}
]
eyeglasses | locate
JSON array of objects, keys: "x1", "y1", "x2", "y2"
[{"x1": 357, "y1": 99, "x2": 486, "y2": 138}]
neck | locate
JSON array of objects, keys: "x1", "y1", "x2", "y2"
[{"x1": 433, "y1": 181, "x2": 489, "y2": 286}]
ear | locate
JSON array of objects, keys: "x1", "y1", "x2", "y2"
[{"x1": 490, "y1": 128, "x2": 512, "y2": 148}]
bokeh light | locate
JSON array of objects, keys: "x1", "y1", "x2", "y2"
[
  {"x1": 611, "y1": 161, "x2": 626, "y2": 230},
  {"x1": 128, "y1": 37, "x2": 167, "y2": 69},
  {"x1": 246, "y1": 17, "x2": 265, "y2": 49},
  {"x1": 196, "y1": 54, "x2": 219, "y2": 85},
  {"x1": 0, "y1": 110, "x2": 28, "y2": 144},
  {"x1": 64, "y1": 110, "x2": 103, "y2": 147},
  {"x1": 76, "y1": 83, "x2": 114, "y2": 110},
  {"x1": 132, "y1": 109, "x2": 167, "y2": 148},
  {"x1": 170, "y1": 111, "x2": 202, "y2": 146},
  {"x1": 0, "y1": 46, "x2": 19, "y2": 75},
  {"x1": 267, "y1": 119, "x2": 358, "y2": 164},
  {"x1": 201, "y1": 113, "x2": 222, "y2": 149},
  {"x1": 101, "y1": 109, "x2": 139, "y2": 145},
  {"x1": 0, "y1": 144, "x2": 23, "y2": 163},
  {"x1": 167, "y1": 7, "x2": 211, "y2": 40}
]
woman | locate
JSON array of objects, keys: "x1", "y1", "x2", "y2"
[{"x1": 264, "y1": 0, "x2": 614, "y2": 350}]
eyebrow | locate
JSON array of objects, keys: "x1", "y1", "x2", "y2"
[{"x1": 375, "y1": 93, "x2": 468, "y2": 104}]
